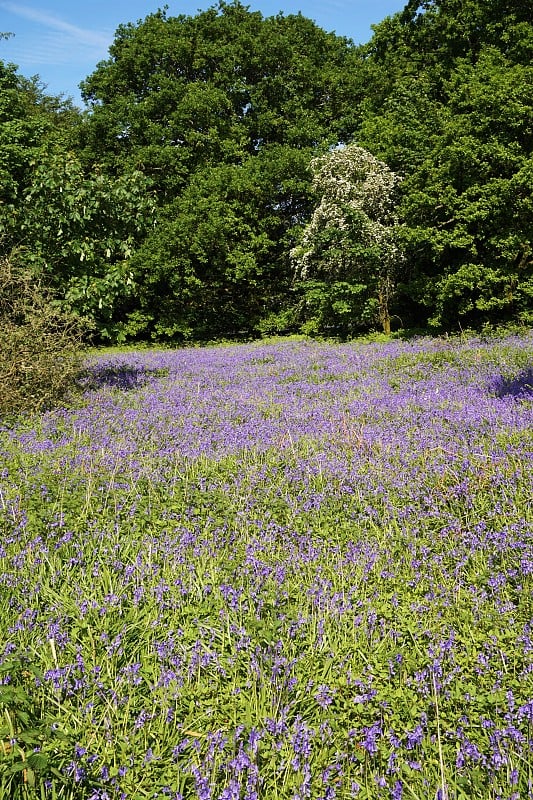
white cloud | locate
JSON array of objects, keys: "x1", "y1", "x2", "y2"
[
  {"x1": 8, "y1": 32, "x2": 87, "y2": 66},
  {"x1": 0, "y1": 1, "x2": 111, "y2": 50}
]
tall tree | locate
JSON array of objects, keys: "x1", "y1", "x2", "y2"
[
  {"x1": 0, "y1": 56, "x2": 155, "y2": 338},
  {"x1": 77, "y1": 1, "x2": 355, "y2": 339},
  {"x1": 355, "y1": 0, "x2": 533, "y2": 329}
]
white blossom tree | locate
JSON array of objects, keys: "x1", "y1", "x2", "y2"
[{"x1": 292, "y1": 144, "x2": 404, "y2": 334}]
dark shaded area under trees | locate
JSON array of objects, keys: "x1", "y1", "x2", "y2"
[{"x1": 1, "y1": 0, "x2": 531, "y2": 343}]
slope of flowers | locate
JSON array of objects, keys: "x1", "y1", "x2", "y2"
[{"x1": 1, "y1": 334, "x2": 532, "y2": 799}]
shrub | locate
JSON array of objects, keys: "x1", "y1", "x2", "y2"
[{"x1": 0, "y1": 255, "x2": 87, "y2": 419}]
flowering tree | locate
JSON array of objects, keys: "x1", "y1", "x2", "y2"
[{"x1": 292, "y1": 144, "x2": 403, "y2": 334}]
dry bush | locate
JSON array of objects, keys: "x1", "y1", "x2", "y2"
[{"x1": 0, "y1": 255, "x2": 88, "y2": 419}]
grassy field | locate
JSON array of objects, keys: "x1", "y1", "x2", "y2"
[{"x1": 1, "y1": 333, "x2": 533, "y2": 799}]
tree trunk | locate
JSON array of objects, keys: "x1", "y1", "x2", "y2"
[{"x1": 378, "y1": 285, "x2": 391, "y2": 335}]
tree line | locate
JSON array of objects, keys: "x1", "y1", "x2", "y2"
[{"x1": 1, "y1": 0, "x2": 531, "y2": 343}]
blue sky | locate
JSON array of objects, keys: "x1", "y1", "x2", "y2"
[{"x1": 0, "y1": 0, "x2": 406, "y2": 106}]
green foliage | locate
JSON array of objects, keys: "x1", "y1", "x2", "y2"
[
  {"x1": 0, "y1": 60, "x2": 78, "y2": 219},
  {"x1": 127, "y1": 149, "x2": 313, "y2": 341},
  {"x1": 401, "y1": 49, "x2": 533, "y2": 329},
  {"x1": 79, "y1": 2, "x2": 353, "y2": 179},
  {"x1": 0, "y1": 255, "x2": 87, "y2": 419},
  {"x1": 0, "y1": 55, "x2": 155, "y2": 340},
  {"x1": 0, "y1": 655, "x2": 74, "y2": 799},
  {"x1": 357, "y1": 1, "x2": 533, "y2": 331},
  {"x1": 18, "y1": 150, "x2": 156, "y2": 337}
]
